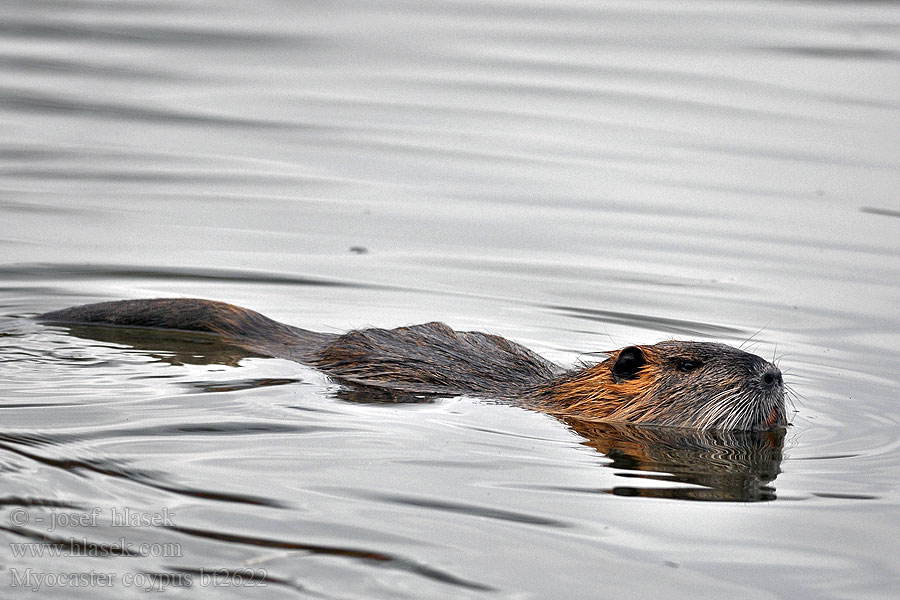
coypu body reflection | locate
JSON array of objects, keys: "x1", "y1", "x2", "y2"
[
  {"x1": 39, "y1": 298, "x2": 786, "y2": 431},
  {"x1": 563, "y1": 419, "x2": 784, "y2": 502}
]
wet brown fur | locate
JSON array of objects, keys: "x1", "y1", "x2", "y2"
[{"x1": 38, "y1": 298, "x2": 786, "y2": 431}]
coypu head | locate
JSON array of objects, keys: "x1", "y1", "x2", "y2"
[{"x1": 550, "y1": 341, "x2": 786, "y2": 431}]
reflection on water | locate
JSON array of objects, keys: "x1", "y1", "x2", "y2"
[
  {"x1": 61, "y1": 323, "x2": 264, "y2": 368},
  {"x1": 564, "y1": 419, "x2": 784, "y2": 502}
]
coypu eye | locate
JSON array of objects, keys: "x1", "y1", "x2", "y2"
[
  {"x1": 612, "y1": 346, "x2": 646, "y2": 382},
  {"x1": 677, "y1": 359, "x2": 701, "y2": 372}
]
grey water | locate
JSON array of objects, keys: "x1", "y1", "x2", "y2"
[{"x1": 1, "y1": 0, "x2": 899, "y2": 598}]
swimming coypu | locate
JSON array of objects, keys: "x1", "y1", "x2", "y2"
[{"x1": 38, "y1": 298, "x2": 786, "y2": 431}]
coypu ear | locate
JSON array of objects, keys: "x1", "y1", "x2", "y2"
[{"x1": 612, "y1": 346, "x2": 646, "y2": 382}]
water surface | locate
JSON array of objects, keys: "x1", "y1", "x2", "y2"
[{"x1": 2, "y1": 1, "x2": 899, "y2": 598}]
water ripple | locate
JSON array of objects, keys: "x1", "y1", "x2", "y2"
[
  {"x1": 861, "y1": 206, "x2": 900, "y2": 219},
  {"x1": 169, "y1": 525, "x2": 496, "y2": 592},
  {"x1": 764, "y1": 45, "x2": 900, "y2": 62},
  {"x1": 0, "y1": 18, "x2": 314, "y2": 47},
  {"x1": 547, "y1": 305, "x2": 744, "y2": 337},
  {"x1": 367, "y1": 493, "x2": 571, "y2": 527},
  {"x1": 0, "y1": 87, "x2": 308, "y2": 129},
  {"x1": 0, "y1": 263, "x2": 391, "y2": 290},
  {"x1": 0, "y1": 55, "x2": 199, "y2": 81}
]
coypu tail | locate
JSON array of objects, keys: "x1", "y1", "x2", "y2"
[{"x1": 38, "y1": 298, "x2": 331, "y2": 362}]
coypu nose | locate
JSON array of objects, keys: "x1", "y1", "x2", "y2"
[{"x1": 760, "y1": 365, "x2": 783, "y2": 389}]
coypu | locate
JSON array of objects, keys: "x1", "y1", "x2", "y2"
[{"x1": 38, "y1": 298, "x2": 786, "y2": 431}]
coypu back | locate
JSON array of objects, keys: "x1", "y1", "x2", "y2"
[{"x1": 313, "y1": 321, "x2": 559, "y2": 395}]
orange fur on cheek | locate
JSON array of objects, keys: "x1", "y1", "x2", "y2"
[{"x1": 549, "y1": 348, "x2": 664, "y2": 420}]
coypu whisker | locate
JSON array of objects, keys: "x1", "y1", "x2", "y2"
[
  {"x1": 783, "y1": 385, "x2": 801, "y2": 421},
  {"x1": 37, "y1": 298, "x2": 788, "y2": 432},
  {"x1": 739, "y1": 323, "x2": 770, "y2": 351}
]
